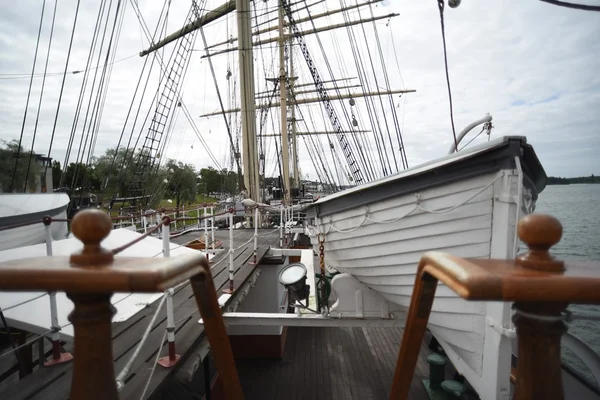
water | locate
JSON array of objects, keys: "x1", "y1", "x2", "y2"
[{"x1": 534, "y1": 184, "x2": 600, "y2": 388}]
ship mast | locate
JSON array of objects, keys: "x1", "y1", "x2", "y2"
[
  {"x1": 289, "y1": 36, "x2": 300, "y2": 189},
  {"x1": 140, "y1": 1, "x2": 260, "y2": 204},
  {"x1": 140, "y1": 0, "x2": 416, "y2": 198},
  {"x1": 278, "y1": 2, "x2": 291, "y2": 203},
  {"x1": 237, "y1": 0, "x2": 260, "y2": 202}
]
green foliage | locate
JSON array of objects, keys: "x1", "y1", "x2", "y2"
[
  {"x1": 3, "y1": 138, "x2": 242, "y2": 205},
  {"x1": 198, "y1": 166, "x2": 239, "y2": 195},
  {"x1": 52, "y1": 160, "x2": 62, "y2": 189},
  {"x1": 547, "y1": 175, "x2": 599, "y2": 185},
  {"x1": 163, "y1": 159, "x2": 198, "y2": 209},
  {"x1": 61, "y1": 162, "x2": 101, "y2": 192},
  {"x1": 93, "y1": 147, "x2": 154, "y2": 197},
  {"x1": 0, "y1": 140, "x2": 41, "y2": 193}
]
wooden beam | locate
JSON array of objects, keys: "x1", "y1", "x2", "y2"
[
  {"x1": 202, "y1": 13, "x2": 399, "y2": 58},
  {"x1": 261, "y1": 130, "x2": 369, "y2": 137},
  {"x1": 256, "y1": 84, "x2": 362, "y2": 100},
  {"x1": 205, "y1": 0, "x2": 383, "y2": 51},
  {"x1": 200, "y1": 89, "x2": 416, "y2": 117},
  {"x1": 140, "y1": 1, "x2": 236, "y2": 57}
]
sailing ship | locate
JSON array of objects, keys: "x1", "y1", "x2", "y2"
[{"x1": 1, "y1": 0, "x2": 599, "y2": 399}]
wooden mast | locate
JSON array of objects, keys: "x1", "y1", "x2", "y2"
[
  {"x1": 289, "y1": 35, "x2": 299, "y2": 190},
  {"x1": 278, "y1": 1, "x2": 291, "y2": 203},
  {"x1": 237, "y1": 0, "x2": 260, "y2": 203}
]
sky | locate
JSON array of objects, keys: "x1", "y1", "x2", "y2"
[{"x1": 0, "y1": 0, "x2": 599, "y2": 187}]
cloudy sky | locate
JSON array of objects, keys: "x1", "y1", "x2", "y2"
[{"x1": 0, "y1": 0, "x2": 599, "y2": 189}]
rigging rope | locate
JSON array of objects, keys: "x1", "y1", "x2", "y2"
[
  {"x1": 69, "y1": 0, "x2": 115, "y2": 194},
  {"x1": 59, "y1": 0, "x2": 103, "y2": 189},
  {"x1": 539, "y1": 0, "x2": 600, "y2": 11},
  {"x1": 24, "y1": 0, "x2": 59, "y2": 192},
  {"x1": 45, "y1": 0, "x2": 82, "y2": 187},
  {"x1": 9, "y1": 0, "x2": 46, "y2": 193},
  {"x1": 437, "y1": 0, "x2": 459, "y2": 152},
  {"x1": 195, "y1": 0, "x2": 243, "y2": 189},
  {"x1": 79, "y1": 0, "x2": 127, "y2": 201}
]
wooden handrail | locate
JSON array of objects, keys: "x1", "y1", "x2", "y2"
[
  {"x1": 0, "y1": 209, "x2": 244, "y2": 400},
  {"x1": 390, "y1": 214, "x2": 600, "y2": 400}
]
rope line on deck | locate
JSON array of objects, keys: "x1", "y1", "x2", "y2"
[
  {"x1": 0, "y1": 290, "x2": 144, "y2": 356},
  {"x1": 116, "y1": 294, "x2": 167, "y2": 391},
  {"x1": 0, "y1": 293, "x2": 48, "y2": 313},
  {"x1": 138, "y1": 330, "x2": 166, "y2": 400},
  {"x1": 233, "y1": 235, "x2": 255, "y2": 252},
  {"x1": 307, "y1": 172, "x2": 505, "y2": 236},
  {"x1": 257, "y1": 227, "x2": 281, "y2": 236},
  {"x1": 0, "y1": 320, "x2": 73, "y2": 360},
  {"x1": 111, "y1": 221, "x2": 165, "y2": 255}
]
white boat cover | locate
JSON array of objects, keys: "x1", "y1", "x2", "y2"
[
  {"x1": 0, "y1": 193, "x2": 70, "y2": 220},
  {"x1": 0, "y1": 228, "x2": 203, "y2": 341}
]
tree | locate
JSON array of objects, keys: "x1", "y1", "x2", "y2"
[
  {"x1": 163, "y1": 159, "x2": 197, "y2": 211},
  {"x1": 0, "y1": 140, "x2": 41, "y2": 193},
  {"x1": 52, "y1": 161, "x2": 62, "y2": 190},
  {"x1": 92, "y1": 147, "x2": 160, "y2": 201}
]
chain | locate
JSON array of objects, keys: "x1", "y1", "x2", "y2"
[{"x1": 318, "y1": 233, "x2": 326, "y2": 311}]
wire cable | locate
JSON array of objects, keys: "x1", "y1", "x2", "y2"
[
  {"x1": 9, "y1": 0, "x2": 46, "y2": 192},
  {"x1": 539, "y1": 0, "x2": 600, "y2": 11},
  {"x1": 437, "y1": 0, "x2": 459, "y2": 152},
  {"x1": 23, "y1": 0, "x2": 59, "y2": 192},
  {"x1": 44, "y1": 0, "x2": 82, "y2": 185}
]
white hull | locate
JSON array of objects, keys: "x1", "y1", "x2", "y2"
[
  {"x1": 306, "y1": 137, "x2": 545, "y2": 399},
  {"x1": 0, "y1": 193, "x2": 70, "y2": 251}
]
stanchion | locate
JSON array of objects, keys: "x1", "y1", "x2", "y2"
[
  {"x1": 157, "y1": 288, "x2": 180, "y2": 367},
  {"x1": 203, "y1": 206, "x2": 210, "y2": 263},
  {"x1": 43, "y1": 216, "x2": 73, "y2": 366},
  {"x1": 279, "y1": 206, "x2": 283, "y2": 247},
  {"x1": 210, "y1": 205, "x2": 215, "y2": 257},
  {"x1": 162, "y1": 216, "x2": 171, "y2": 257},
  {"x1": 249, "y1": 207, "x2": 258, "y2": 265},
  {"x1": 223, "y1": 209, "x2": 235, "y2": 294}
]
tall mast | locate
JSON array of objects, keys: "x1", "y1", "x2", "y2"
[
  {"x1": 278, "y1": 1, "x2": 291, "y2": 203},
  {"x1": 236, "y1": 0, "x2": 260, "y2": 201},
  {"x1": 289, "y1": 37, "x2": 299, "y2": 188}
]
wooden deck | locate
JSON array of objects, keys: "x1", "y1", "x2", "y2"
[
  {"x1": 0, "y1": 228, "x2": 281, "y2": 400},
  {"x1": 235, "y1": 326, "x2": 431, "y2": 400}
]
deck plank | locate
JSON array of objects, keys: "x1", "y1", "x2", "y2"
[
  {"x1": 236, "y1": 326, "x2": 430, "y2": 400},
  {"x1": 118, "y1": 230, "x2": 280, "y2": 400}
]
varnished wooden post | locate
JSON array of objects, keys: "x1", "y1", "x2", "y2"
[
  {"x1": 389, "y1": 273, "x2": 438, "y2": 399},
  {"x1": 68, "y1": 210, "x2": 119, "y2": 400},
  {"x1": 388, "y1": 213, "x2": 600, "y2": 400},
  {"x1": 512, "y1": 214, "x2": 566, "y2": 400},
  {"x1": 191, "y1": 262, "x2": 245, "y2": 400},
  {"x1": 67, "y1": 293, "x2": 118, "y2": 400}
]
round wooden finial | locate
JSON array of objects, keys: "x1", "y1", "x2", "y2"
[
  {"x1": 70, "y1": 209, "x2": 114, "y2": 266},
  {"x1": 42, "y1": 215, "x2": 52, "y2": 226},
  {"x1": 516, "y1": 213, "x2": 565, "y2": 272}
]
